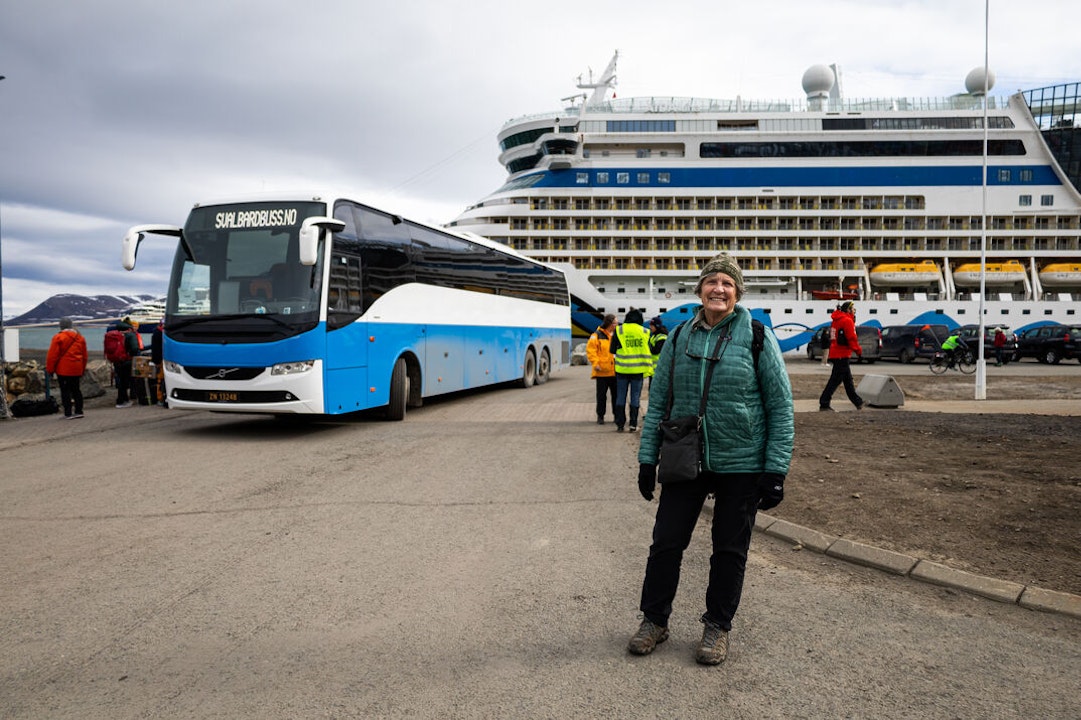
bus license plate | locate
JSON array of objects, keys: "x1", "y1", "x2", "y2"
[{"x1": 207, "y1": 391, "x2": 238, "y2": 402}]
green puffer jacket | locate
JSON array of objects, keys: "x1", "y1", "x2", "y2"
[{"x1": 637, "y1": 305, "x2": 794, "y2": 476}]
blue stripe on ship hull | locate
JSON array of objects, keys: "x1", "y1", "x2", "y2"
[{"x1": 535, "y1": 165, "x2": 1060, "y2": 188}]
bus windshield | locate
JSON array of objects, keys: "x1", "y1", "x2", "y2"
[{"x1": 168, "y1": 201, "x2": 326, "y2": 330}]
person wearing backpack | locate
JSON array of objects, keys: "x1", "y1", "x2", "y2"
[
  {"x1": 629, "y1": 254, "x2": 794, "y2": 666},
  {"x1": 104, "y1": 320, "x2": 134, "y2": 407},
  {"x1": 124, "y1": 318, "x2": 150, "y2": 406}
]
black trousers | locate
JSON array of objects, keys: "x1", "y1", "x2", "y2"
[
  {"x1": 639, "y1": 472, "x2": 759, "y2": 631},
  {"x1": 594, "y1": 375, "x2": 616, "y2": 419},
  {"x1": 57, "y1": 374, "x2": 83, "y2": 416},
  {"x1": 113, "y1": 361, "x2": 132, "y2": 404},
  {"x1": 819, "y1": 357, "x2": 862, "y2": 409}
]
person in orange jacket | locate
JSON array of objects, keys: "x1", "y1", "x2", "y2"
[
  {"x1": 586, "y1": 314, "x2": 618, "y2": 424},
  {"x1": 45, "y1": 317, "x2": 89, "y2": 418},
  {"x1": 818, "y1": 301, "x2": 864, "y2": 411}
]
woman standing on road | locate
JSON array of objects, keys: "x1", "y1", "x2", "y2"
[
  {"x1": 629, "y1": 254, "x2": 794, "y2": 665},
  {"x1": 818, "y1": 301, "x2": 864, "y2": 411}
]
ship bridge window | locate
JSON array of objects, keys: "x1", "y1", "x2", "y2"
[
  {"x1": 1019, "y1": 195, "x2": 1033, "y2": 206},
  {"x1": 607, "y1": 120, "x2": 676, "y2": 132},
  {"x1": 717, "y1": 120, "x2": 758, "y2": 130},
  {"x1": 577, "y1": 173, "x2": 589, "y2": 184},
  {"x1": 658, "y1": 173, "x2": 671, "y2": 184},
  {"x1": 1041, "y1": 195, "x2": 1055, "y2": 206},
  {"x1": 637, "y1": 173, "x2": 650, "y2": 184},
  {"x1": 699, "y1": 139, "x2": 1025, "y2": 158}
]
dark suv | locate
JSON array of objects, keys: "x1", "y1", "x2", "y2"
[
  {"x1": 1012, "y1": 324, "x2": 1081, "y2": 364},
  {"x1": 878, "y1": 324, "x2": 949, "y2": 363},
  {"x1": 958, "y1": 324, "x2": 1016, "y2": 362},
  {"x1": 806, "y1": 325, "x2": 881, "y2": 363}
]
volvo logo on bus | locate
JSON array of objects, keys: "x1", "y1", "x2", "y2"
[{"x1": 211, "y1": 367, "x2": 241, "y2": 379}]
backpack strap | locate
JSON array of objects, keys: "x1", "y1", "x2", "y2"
[{"x1": 751, "y1": 319, "x2": 765, "y2": 374}]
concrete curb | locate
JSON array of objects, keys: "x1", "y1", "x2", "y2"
[{"x1": 754, "y1": 512, "x2": 1081, "y2": 620}]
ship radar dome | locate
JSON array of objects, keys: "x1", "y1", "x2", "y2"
[
  {"x1": 964, "y1": 67, "x2": 995, "y2": 95},
  {"x1": 802, "y1": 64, "x2": 835, "y2": 98}
]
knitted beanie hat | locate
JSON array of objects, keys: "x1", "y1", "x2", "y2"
[
  {"x1": 59, "y1": 317, "x2": 74, "y2": 329},
  {"x1": 695, "y1": 253, "x2": 745, "y2": 298}
]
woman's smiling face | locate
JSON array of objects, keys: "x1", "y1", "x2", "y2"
[{"x1": 698, "y1": 272, "x2": 739, "y2": 324}]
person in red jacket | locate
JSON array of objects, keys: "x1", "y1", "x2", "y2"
[
  {"x1": 45, "y1": 317, "x2": 89, "y2": 418},
  {"x1": 818, "y1": 301, "x2": 864, "y2": 411}
]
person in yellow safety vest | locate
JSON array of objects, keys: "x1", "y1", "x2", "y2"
[
  {"x1": 609, "y1": 308, "x2": 651, "y2": 432},
  {"x1": 647, "y1": 316, "x2": 669, "y2": 387},
  {"x1": 586, "y1": 314, "x2": 618, "y2": 425},
  {"x1": 940, "y1": 329, "x2": 969, "y2": 369}
]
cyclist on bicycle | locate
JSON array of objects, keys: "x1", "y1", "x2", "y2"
[{"x1": 940, "y1": 329, "x2": 969, "y2": 369}]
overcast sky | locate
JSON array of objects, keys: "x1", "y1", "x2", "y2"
[{"x1": 2, "y1": 0, "x2": 1079, "y2": 318}]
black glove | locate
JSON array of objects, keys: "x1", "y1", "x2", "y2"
[
  {"x1": 757, "y1": 472, "x2": 785, "y2": 510},
  {"x1": 638, "y1": 463, "x2": 657, "y2": 501}
]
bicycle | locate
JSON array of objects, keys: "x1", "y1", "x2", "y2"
[{"x1": 929, "y1": 348, "x2": 977, "y2": 375}]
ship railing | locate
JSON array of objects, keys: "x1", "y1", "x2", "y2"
[{"x1": 504, "y1": 95, "x2": 1009, "y2": 126}]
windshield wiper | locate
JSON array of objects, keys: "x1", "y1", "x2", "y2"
[{"x1": 168, "y1": 313, "x2": 294, "y2": 330}]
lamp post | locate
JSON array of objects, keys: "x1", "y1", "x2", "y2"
[
  {"x1": 0, "y1": 73, "x2": 12, "y2": 419},
  {"x1": 975, "y1": 1, "x2": 989, "y2": 400}
]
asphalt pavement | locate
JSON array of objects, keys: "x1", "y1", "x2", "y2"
[{"x1": 3, "y1": 366, "x2": 1078, "y2": 619}]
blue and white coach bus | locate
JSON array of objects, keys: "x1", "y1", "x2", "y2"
[{"x1": 122, "y1": 194, "x2": 571, "y2": 419}]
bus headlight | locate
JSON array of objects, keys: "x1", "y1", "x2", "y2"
[
  {"x1": 164, "y1": 360, "x2": 183, "y2": 375},
  {"x1": 271, "y1": 360, "x2": 316, "y2": 376}
]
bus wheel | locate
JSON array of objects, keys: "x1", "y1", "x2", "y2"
[
  {"x1": 387, "y1": 357, "x2": 409, "y2": 421},
  {"x1": 535, "y1": 349, "x2": 551, "y2": 384},
  {"x1": 520, "y1": 350, "x2": 537, "y2": 388}
]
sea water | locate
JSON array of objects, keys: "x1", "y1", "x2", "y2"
[{"x1": 6, "y1": 326, "x2": 152, "y2": 354}]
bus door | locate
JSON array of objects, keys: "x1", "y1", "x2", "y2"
[{"x1": 324, "y1": 254, "x2": 369, "y2": 413}]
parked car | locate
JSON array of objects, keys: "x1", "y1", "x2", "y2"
[
  {"x1": 1012, "y1": 324, "x2": 1081, "y2": 364},
  {"x1": 806, "y1": 325, "x2": 881, "y2": 363},
  {"x1": 878, "y1": 324, "x2": 949, "y2": 363},
  {"x1": 958, "y1": 324, "x2": 1017, "y2": 362}
]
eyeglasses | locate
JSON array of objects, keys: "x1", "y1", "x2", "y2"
[{"x1": 685, "y1": 335, "x2": 731, "y2": 361}]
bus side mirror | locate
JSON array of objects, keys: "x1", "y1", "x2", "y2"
[
  {"x1": 122, "y1": 224, "x2": 183, "y2": 270},
  {"x1": 299, "y1": 217, "x2": 345, "y2": 266}
]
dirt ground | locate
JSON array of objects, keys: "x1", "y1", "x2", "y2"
[{"x1": 780, "y1": 370, "x2": 1081, "y2": 597}]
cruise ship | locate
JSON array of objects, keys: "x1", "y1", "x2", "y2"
[{"x1": 448, "y1": 53, "x2": 1081, "y2": 351}]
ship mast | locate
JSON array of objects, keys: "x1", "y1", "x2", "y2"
[{"x1": 577, "y1": 51, "x2": 619, "y2": 109}]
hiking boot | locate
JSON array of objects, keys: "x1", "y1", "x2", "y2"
[
  {"x1": 695, "y1": 619, "x2": 728, "y2": 665},
  {"x1": 627, "y1": 618, "x2": 668, "y2": 656},
  {"x1": 629, "y1": 425, "x2": 638, "y2": 432},
  {"x1": 818, "y1": 406, "x2": 833, "y2": 412}
]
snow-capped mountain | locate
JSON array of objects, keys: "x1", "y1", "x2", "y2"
[{"x1": 6, "y1": 294, "x2": 163, "y2": 326}]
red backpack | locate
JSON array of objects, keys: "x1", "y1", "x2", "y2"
[{"x1": 103, "y1": 329, "x2": 131, "y2": 363}]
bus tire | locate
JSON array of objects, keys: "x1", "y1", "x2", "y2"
[
  {"x1": 536, "y1": 348, "x2": 551, "y2": 384},
  {"x1": 387, "y1": 357, "x2": 409, "y2": 421},
  {"x1": 520, "y1": 349, "x2": 537, "y2": 388}
]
